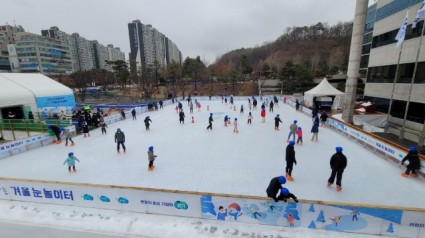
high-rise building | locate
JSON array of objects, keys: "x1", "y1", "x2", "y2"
[
  {"x1": 42, "y1": 26, "x2": 125, "y2": 73},
  {"x1": 361, "y1": 0, "x2": 425, "y2": 144},
  {"x1": 13, "y1": 32, "x2": 73, "y2": 74},
  {"x1": 0, "y1": 24, "x2": 25, "y2": 71},
  {"x1": 128, "y1": 20, "x2": 181, "y2": 74}
]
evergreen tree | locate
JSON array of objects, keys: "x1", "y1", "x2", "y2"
[
  {"x1": 316, "y1": 210, "x2": 326, "y2": 223},
  {"x1": 386, "y1": 223, "x2": 394, "y2": 233},
  {"x1": 308, "y1": 203, "x2": 315, "y2": 212},
  {"x1": 308, "y1": 220, "x2": 316, "y2": 229}
]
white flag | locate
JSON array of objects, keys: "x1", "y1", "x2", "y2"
[
  {"x1": 395, "y1": 11, "x2": 408, "y2": 48},
  {"x1": 412, "y1": 0, "x2": 425, "y2": 29}
]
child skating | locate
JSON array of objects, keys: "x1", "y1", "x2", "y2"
[
  {"x1": 233, "y1": 118, "x2": 239, "y2": 133},
  {"x1": 274, "y1": 114, "x2": 282, "y2": 131},
  {"x1": 100, "y1": 121, "x2": 108, "y2": 134},
  {"x1": 296, "y1": 127, "x2": 303, "y2": 145},
  {"x1": 401, "y1": 146, "x2": 421, "y2": 177},
  {"x1": 207, "y1": 113, "x2": 213, "y2": 130},
  {"x1": 247, "y1": 112, "x2": 253, "y2": 124},
  {"x1": 144, "y1": 116, "x2": 152, "y2": 130},
  {"x1": 82, "y1": 122, "x2": 90, "y2": 137},
  {"x1": 63, "y1": 152, "x2": 80, "y2": 172},
  {"x1": 147, "y1": 146, "x2": 157, "y2": 171}
]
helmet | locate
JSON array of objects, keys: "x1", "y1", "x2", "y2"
[
  {"x1": 280, "y1": 187, "x2": 289, "y2": 196},
  {"x1": 276, "y1": 114, "x2": 280, "y2": 117},
  {"x1": 297, "y1": 127, "x2": 302, "y2": 130},
  {"x1": 278, "y1": 176, "x2": 286, "y2": 184},
  {"x1": 210, "y1": 113, "x2": 213, "y2": 115},
  {"x1": 149, "y1": 146, "x2": 154, "y2": 151},
  {"x1": 235, "y1": 118, "x2": 237, "y2": 121},
  {"x1": 117, "y1": 128, "x2": 121, "y2": 132},
  {"x1": 336, "y1": 147, "x2": 343, "y2": 152},
  {"x1": 68, "y1": 152, "x2": 74, "y2": 157},
  {"x1": 409, "y1": 146, "x2": 417, "y2": 152},
  {"x1": 289, "y1": 141, "x2": 295, "y2": 146},
  {"x1": 294, "y1": 120, "x2": 297, "y2": 124}
]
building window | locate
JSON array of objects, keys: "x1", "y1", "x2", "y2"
[
  {"x1": 407, "y1": 101, "x2": 425, "y2": 123},
  {"x1": 415, "y1": 62, "x2": 425, "y2": 84},
  {"x1": 390, "y1": 100, "x2": 406, "y2": 119},
  {"x1": 367, "y1": 65, "x2": 396, "y2": 83},
  {"x1": 397, "y1": 63, "x2": 415, "y2": 83}
]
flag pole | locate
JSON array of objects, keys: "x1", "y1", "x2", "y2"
[
  {"x1": 400, "y1": 12, "x2": 425, "y2": 141},
  {"x1": 385, "y1": 43, "x2": 403, "y2": 133},
  {"x1": 385, "y1": 10, "x2": 409, "y2": 133}
]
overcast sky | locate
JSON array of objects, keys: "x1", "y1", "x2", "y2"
[{"x1": 3, "y1": 0, "x2": 359, "y2": 64}]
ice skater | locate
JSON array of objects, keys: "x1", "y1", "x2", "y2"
[
  {"x1": 320, "y1": 111, "x2": 328, "y2": 127},
  {"x1": 240, "y1": 105, "x2": 244, "y2": 114},
  {"x1": 401, "y1": 146, "x2": 421, "y2": 177},
  {"x1": 179, "y1": 109, "x2": 185, "y2": 124},
  {"x1": 311, "y1": 121, "x2": 319, "y2": 141},
  {"x1": 327, "y1": 147, "x2": 347, "y2": 191},
  {"x1": 266, "y1": 176, "x2": 287, "y2": 202},
  {"x1": 206, "y1": 113, "x2": 213, "y2": 130},
  {"x1": 224, "y1": 115, "x2": 229, "y2": 127},
  {"x1": 144, "y1": 116, "x2": 152, "y2": 130},
  {"x1": 274, "y1": 114, "x2": 282, "y2": 131},
  {"x1": 287, "y1": 120, "x2": 297, "y2": 142},
  {"x1": 233, "y1": 118, "x2": 239, "y2": 133},
  {"x1": 115, "y1": 128, "x2": 126, "y2": 154},
  {"x1": 247, "y1": 112, "x2": 253, "y2": 124},
  {"x1": 285, "y1": 141, "x2": 297, "y2": 181},
  {"x1": 260, "y1": 108, "x2": 266, "y2": 123},
  {"x1": 296, "y1": 127, "x2": 303, "y2": 145},
  {"x1": 63, "y1": 152, "x2": 80, "y2": 172},
  {"x1": 61, "y1": 128, "x2": 75, "y2": 146},
  {"x1": 100, "y1": 121, "x2": 107, "y2": 134},
  {"x1": 269, "y1": 100, "x2": 274, "y2": 112},
  {"x1": 131, "y1": 108, "x2": 136, "y2": 120},
  {"x1": 147, "y1": 146, "x2": 157, "y2": 171}
]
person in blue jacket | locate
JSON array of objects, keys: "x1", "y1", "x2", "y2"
[
  {"x1": 266, "y1": 176, "x2": 287, "y2": 202},
  {"x1": 63, "y1": 152, "x2": 80, "y2": 172}
]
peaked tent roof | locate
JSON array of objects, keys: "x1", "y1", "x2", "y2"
[
  {"x1": 0, "y1": 74, "x2": 35, "y2": 108},
  {"x1": 0, "y1": 73, "x2": 73, "y2": 97},
  {"x1": 304, "y1": 78, "x2": 344, "y2": 96}
]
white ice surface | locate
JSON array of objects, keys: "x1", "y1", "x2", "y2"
[{"x1": 0, "y1": 100, "x2": 424, "y2": 210}]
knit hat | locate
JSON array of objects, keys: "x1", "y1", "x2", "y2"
[
  {"x1": 68, "y1": 152, "x2": 74, "y2": 156},
  {"x1": 289, "y1": 141, "x2": 295, "y2": 146}
]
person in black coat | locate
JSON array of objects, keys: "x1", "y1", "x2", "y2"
[
  {"x1": 131, "y1": 108, "x2": 136, "y2": 120},
  {"x1": 401, "y1": 146, "x2": 421, "y2": 177},
  {"x1": 179, "y1": 110, "x2": 185, "y2": 124},
  {"x1": 266, "y1": 176, "x2": 287, "y2": 202},
  {"x1": 274, "y1": 114, "x2": 282, "y2": 131},
  {"x1": 311, "y1": 121, "x2": 319, "y2": 141},
  {"x1": 206, "y1": 113, "x2": 213, "y2": 130},
  {"x1": 327, "y1": 147, "x2": 347, "y2": 191},
  {"x1": 295, "y1": 99, "x2": 300, "y2": 111},
  {"x1": 144, "y1": 116, "x2": 152, "y2": 130},
  {"x1": 320, "y1": 111, "x2": 329, "y2": 127},
  {"x1": 286, "y1": 141, "x2": 297, "y2": 181}
]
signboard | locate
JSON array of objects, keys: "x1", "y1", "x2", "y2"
[{"x1": 36, "y1": 94, "x2": 76, "y2": 120}]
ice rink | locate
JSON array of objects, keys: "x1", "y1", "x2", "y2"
[{"x1": 0, "y1": 99, "x2": 424, "y2": 209}]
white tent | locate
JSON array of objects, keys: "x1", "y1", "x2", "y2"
[
  {"x1": 304, "y1": 78, "x2": 345, "y2": 110},
  {"x1": 0, "y1": 73, "x2": 75, "y2": 119}
]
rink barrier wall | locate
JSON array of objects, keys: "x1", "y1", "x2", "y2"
[
  {"x1": 285, "y1": 99, "x2": 425, "y2": 178},
  {"x1": 0, "y1": 177, "x2": 424, "y2": 238}
]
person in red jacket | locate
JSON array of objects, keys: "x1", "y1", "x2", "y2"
[{"x1": 260, "y1": 109, "x2": 266, "y2": 123}]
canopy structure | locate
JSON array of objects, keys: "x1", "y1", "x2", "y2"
[
  {"x1": 0, "y1": 73, "x2": 75, "y2": 120},
  {"x1": 304, "y1": 78, "x2": 345, "y2": 110}
]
